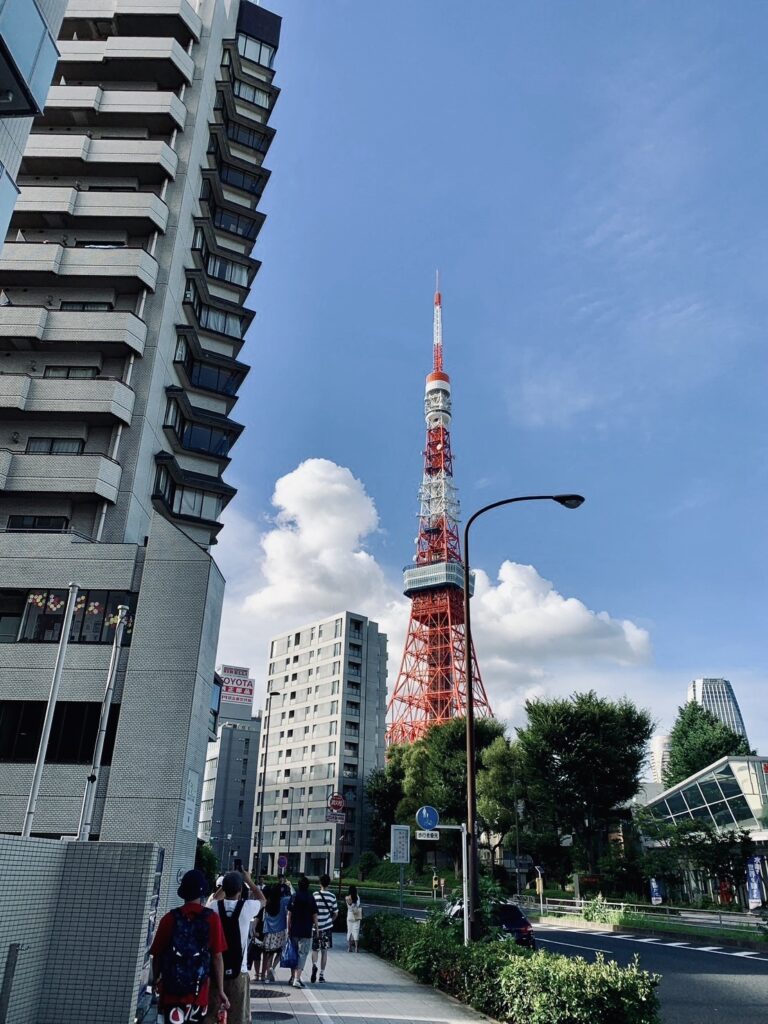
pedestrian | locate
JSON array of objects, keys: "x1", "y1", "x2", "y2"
[
  {"x1": 258, "y1": 882, "x2": 292, "y2": 983},
  {"x1": 150, "y1": 869, "x2": 229, "y2": 1024},
  {"x1": 345, "y1": 885, "x2": 362, "y2": 953},
  {"x1": 204, "y1": 870, "x2": 264, "y2": 1024},
  {"x1": 285, "y1": 875, "x2": 318, "y2": 988},
  {"x1": 310, "y1": 873, "x2": 338, "y2": 983}
]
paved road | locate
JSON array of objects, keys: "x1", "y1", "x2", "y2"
[{"x1": 535, "y1": 922, "x2": 768, "y2": 1024}]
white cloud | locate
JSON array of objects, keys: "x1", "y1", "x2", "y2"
[{"x1": 216, "y1": 459, "x2": 652, "y2": 728}]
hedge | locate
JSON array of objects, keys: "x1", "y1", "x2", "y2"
[{"x1": 362, "y1": 914, "x2": 661, "y2": 1024}]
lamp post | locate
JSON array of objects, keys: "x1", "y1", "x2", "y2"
[
  {"x1": 254, "y1": 689, "x2": 277, "y2": 877},
  {"x1": 463, "y1": 493, "x2": 584, "y2": 939}
]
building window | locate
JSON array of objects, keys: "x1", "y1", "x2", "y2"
[
  {"x1": 236, "y1": 33, "x2": 276, "y2": 68},
  {"x1": 18, "y1": 589, "x2": 136, "y2": 645},
  {"x1": 59, "y1": 301, "x2": 113, "y2": 311},
  {"x1": 154, "y1": 465, "x2": 223, "y2": 522},
  {"x1": 43, "y1": 366, "x2": 99, "y2": 379},
  {"x1": 203, "y1": 191, "x2": 261, "y2": 241},
  {"x1": 0, "y1": 700, "x2": 120, "y2": 764},
  {"x1": 232, "y1": 76, "x2": 270, "y2": 108},
  {"x1": 223, "y1": 118, "x2": 270, "y2": 155},
  {"x1": 164, "y1": 398, "x2": 237, "y2": 459},
  {"x1": 25, "y1": 438, "x2": 84, "y2": 455},
  {"x1": 184, "y1": 280, "x2": 245, "y2": 339},
  {"x1": 174, "y1": 336, "x2": 243, "y2": 398},
  {"x1": 6, "y1": 515, "x2": 68, "y2": 533}
]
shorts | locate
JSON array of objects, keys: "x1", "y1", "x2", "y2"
[
  {"x1": 312, "y1": 927, "x2": 333, "y2": 952},
  {"x1": 295, "y1": 936, "x2": 312, "y2": 971},
  {"x1": 160, "y1": 1006, "x2": 206, "y2": 1023}
]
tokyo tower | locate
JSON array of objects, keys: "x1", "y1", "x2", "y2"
[{"x1": 386, "y1": 282, "x2": 493, "y2": 745}]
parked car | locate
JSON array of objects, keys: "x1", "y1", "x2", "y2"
[{"x1": 445, "y1": 898, "x2": 536, "y2": 949}]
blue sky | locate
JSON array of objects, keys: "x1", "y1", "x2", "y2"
[{"x1": 217, "y1": 1, "x2": 768, "y2": 758}]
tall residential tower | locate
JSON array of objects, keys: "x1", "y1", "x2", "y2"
[
  {"x1": 254, "y1": 613, "x2": 387, "y2": 875},
  {"x1": 386, "y1": 286, "x2": 492, "y2": 745},
  {"x1": 0, "y1": 0, "x2": 280, "y2": 907}
]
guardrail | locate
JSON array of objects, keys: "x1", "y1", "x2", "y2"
[{"x1": 513, "y1": 894, "x2": 767, "y2": 934}]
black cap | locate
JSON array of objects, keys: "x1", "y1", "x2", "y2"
[{"x1": 177, "y1": 869, "x2": 210, "y2": 901}]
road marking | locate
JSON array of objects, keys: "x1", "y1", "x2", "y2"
[
  {"x1": 731, "y1": 950, "x2": 760, "y2": 957},
  {"x1": 634, "y1": 937, "x2": 662, "y2": 943},
  {"x1": 665, "y1": 942, "x2": 691, "y2": 946},
  {"x1": 537, "y1": 937, "x2": 611, "y2": 954},
  {"x1": 301, "y1": 986, "x2": 333, "y2": 1019},
  {"x1": 698, "y1": 946, "x2": 723, "y2": 951}
]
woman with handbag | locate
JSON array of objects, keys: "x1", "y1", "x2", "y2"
[
  {"x1": 285, "y1": 875, "x2": 318, "y2": 988},
  {"x1": 258, "y1": 883, "x2": 292, "y2": 982},
  {"x1": 345, "y1": 885, "x2": 363, "y2": 953}
]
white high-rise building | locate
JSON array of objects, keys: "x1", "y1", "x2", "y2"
[
  {"x1": 253, "y1": 612, "x2": 387, "y2": 877},
  {"x1": 688, "y1": 678, "x2": 748, "y2": 742},
  {"x1": 649, "y1": 734, "x2": 671, "y2": 784}
]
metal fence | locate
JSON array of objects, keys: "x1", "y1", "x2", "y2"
[{"x1": 513, "y1": 894, "x2": 767, "y2": 935}]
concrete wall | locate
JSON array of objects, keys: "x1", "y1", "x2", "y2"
[{"x1": 0, "y1": 836, "x2": 160, "y2": 1024}]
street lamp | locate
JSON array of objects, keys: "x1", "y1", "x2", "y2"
[
  {"x1": 463, "y1": 493, "x2": 584, "y2": 939},
  {"x1": 254, "y1": 689, "x2": 278, "y2": 877}
]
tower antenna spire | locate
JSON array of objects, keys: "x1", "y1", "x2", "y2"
[{"x1": 433, "y1": 270, "x2": 443, "y2": 373}]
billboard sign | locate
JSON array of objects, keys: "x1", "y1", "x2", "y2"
[
  {"x1": 390, "y1": 824, "x2": 411, "y2": 864},
  {"x1": 219, "y1": 664, "x2": 254, "y2": 706},
  {"x1": 649, "y1": 877, "x2": 663, "y2": 905}
]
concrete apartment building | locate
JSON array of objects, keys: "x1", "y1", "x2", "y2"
[
  {"x1": 0, "y1": 0, "x2": 67, "y2": 243},
  {"x1": 688, "y1": 677, "x2": 749, "y2": 742},
  {"x1": 199, "y1": 663, "x2": 261, "y2": 871},
  {"x1": 254, "y1": 613, "x2": 388, "y2": 877},
  {"x1": 0, "y1": 0, "x2": 281, "y2": 914}
]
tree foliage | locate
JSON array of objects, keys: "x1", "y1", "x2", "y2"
[
  {"x1": 663, "y1": 702, "x2": 753, "y2": 788},
  {"x1": 516, "y1": 690, "x2": 653, "y2": 871}
]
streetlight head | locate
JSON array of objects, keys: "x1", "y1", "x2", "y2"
[{"x1": 553, "y1": 494, "x2": 585, "y2": 509}]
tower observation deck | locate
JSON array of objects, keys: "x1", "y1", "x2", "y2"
[{"x1": 386, "y1": 284, "x2": 493, "y2": 745}]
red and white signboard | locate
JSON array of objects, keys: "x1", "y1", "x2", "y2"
[
  {"x1": 219, "y1": 664, "x2": 254, "y2": 706},
  {"x1": 328, "y1": 793, "x2": 345, "y2": 813}
]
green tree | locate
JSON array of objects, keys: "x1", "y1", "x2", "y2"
[
  {"x1": 516, "y1": 690, "x2": 653, "y2": 872},
  {"x1": 663, "y1": 702, "x2": 753, "y2": 787},
  {"x1": 365, "y1": 752, "x2": 406, "y2": 857},
  {"x1": 476, "y1": 734, "x2": 518, "y2": 867},
  {"x1": 195, "y1": 839, "x2": 219, "y2": 890}
]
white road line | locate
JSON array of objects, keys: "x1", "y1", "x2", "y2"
[
  {"x1": 537, "y1": 937, "x2": 611, "y2": 954},
  {"x1": 665, "y1": 941, "x2": 691, "y2": 946},
  {"x1": 634, "y1": 938, "x2": 662, "y2": 943},
  {"x1": 698, "y1": 946, "x2": 723, "y2": 951},
  {"x1": 292, "y1": 1008, "x2": 471, "y2": 1023},
  {"x1": 731, "y1": 951, "x2": 760, "y2": 957},
  {"x1": 301, "y1": 985, "x2": 334, "y2": 1019}
]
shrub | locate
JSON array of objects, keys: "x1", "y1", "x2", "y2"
[{"x1": 361, "y1": 913, "x2": 660, "y2": 1024}]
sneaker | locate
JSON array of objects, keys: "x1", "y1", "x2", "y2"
[
  {"x1": 318, "y1": 973, "x2": 325, "y2": 983},
  {"x1": 266, "y1": 968, "x2": 276, "y2": 983},
  {"x1": 292, "y1": 979, "x2": 304, "y2": 989},
  {"x1": 310, "y1": 965, "x2": 317, "y2": 984}
]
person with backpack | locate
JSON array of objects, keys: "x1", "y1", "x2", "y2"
[
  {"x1": 345, "y1": 885, "x2": 363, "y2": 953},
  {"x1": 310, "y1": 874, "x2": 338, "y2": 983},
  {"x1": 150, "y1": 869, "x2": 229, "y2": 1024},
  {"x1": 205, "y1": 870, "x2": 264, "y2": 1024}
]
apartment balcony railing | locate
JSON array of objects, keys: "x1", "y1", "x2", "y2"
[
  {"x1": 0, "y1": 375, "x2": 135, "y2": 425},
  {"x1": 0, "y1": 451, "x2": 122, "y2": 502},
  {"x1": 22, "y1": 136, "x2": 178, "y2": 184},
  {"x1": 62, "y1": 0, "x2": 202, "y2": 46},
  {"x1": 0, "y1": 244, "x2": 159, "y2": 291},
  {"x1": 57, "y1": 37, "x2": 194, "y2": 89},
  {"x1": 0, "y1": 308, "x2": 147, "y2": 356},
  {"x1": 15, "y1": 187, "x2": 169, "y2": 234},
  {"x1": 42, "y1": 85, "x2": 186, "y2": 131}
]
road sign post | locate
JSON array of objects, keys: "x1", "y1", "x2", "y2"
[
  {"x1": 415, "y1": 805, "x2": 440, "y2": 831},
  {"x1": 390, "y1": 825, "x2": 410, "y2": 914},
  {"x1": 436, "y1": 822, "x2": 469, "y2": 946}
]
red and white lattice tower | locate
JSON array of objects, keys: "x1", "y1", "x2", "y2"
[{"x1": 386, "y1": 283, "x2": 493, "y2": 745}]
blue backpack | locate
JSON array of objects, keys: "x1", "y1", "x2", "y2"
[{"x1": 160, "y1": 908, "x2": 213, "y2": 996}]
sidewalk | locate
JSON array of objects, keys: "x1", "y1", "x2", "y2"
[{"x1": 249, "y1": 949, "x2": 493, "y2": 1024}]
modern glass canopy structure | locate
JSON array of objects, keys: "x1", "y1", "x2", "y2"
[{"x1": 645, "y1": 756, "x2": 768, "y2": 830}]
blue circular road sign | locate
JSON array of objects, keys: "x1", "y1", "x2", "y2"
[{"x1": 416, "y1": 805, "x2": 440, "y2": 830}]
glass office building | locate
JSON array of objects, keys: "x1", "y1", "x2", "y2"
[{"x1": 645, "y1": 756, "x2": 768, "y2": 830}]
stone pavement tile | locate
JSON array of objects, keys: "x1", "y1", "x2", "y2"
[{"x1": 250, "y1": 949, "x2": 493, "y2": 1023}]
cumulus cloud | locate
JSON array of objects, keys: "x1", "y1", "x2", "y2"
[{"x1": 216, "y1": 458, "x2": 651, "y2": 731}]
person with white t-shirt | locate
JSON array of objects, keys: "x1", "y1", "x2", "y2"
[{"x1": 204, "y1": 870, "x2": 264, "y2": 1024}]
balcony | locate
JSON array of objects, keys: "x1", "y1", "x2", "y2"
[
  {"x1": 62, "y1": 0, "x2": 202, "y2": 46},
  {"x1": 0, "y1": 308, "x2": 147, "y2": 356},
  {"x1": 1, "y1": 451, "x2": 122, "y2": 502},
  {"x1": 0, "y1": 375, "x2": 134, "y2": 425},
  {"x1": 41, "y1": 86, "x2": 186, "y2": 131},
  {"x1": 57, "y1": 37, "x2": 194, "y2": 89},
  {"x1": 14, "y1": 187, "x2": 169, "y2": 234},
  {"x1": 22, "y1": 136, "x2": 177, "y2": 184},
  {"x1": 0, "y1": 244, "x2": 159, "y2": 291}
]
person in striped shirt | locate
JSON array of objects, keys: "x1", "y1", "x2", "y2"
[{"x1": 310, "y1": 874, "x2": 338, "y2": 983}]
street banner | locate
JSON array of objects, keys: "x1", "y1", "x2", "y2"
[
  {"x1": 649, "y1": 877, "x2": 663, "y2": 905},
  {"x1": 747, "y1": 856, "x2": 763, "y2": 910}
]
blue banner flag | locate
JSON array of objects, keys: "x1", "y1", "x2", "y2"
[
  {"x1": 649, "y1": 877, "x2": 663, "y2": 905},
  {"x1": 747, "y1": 856, "x2": 762, "y2": 911}
]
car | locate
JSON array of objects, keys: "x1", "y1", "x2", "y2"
[{"x1": 445, "y1": 898, "x2": 536, "y2": 949}]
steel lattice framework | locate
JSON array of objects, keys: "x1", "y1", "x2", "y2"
[{"x1": 386, "y1": 284, "x2": 493, "y2": 745}]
